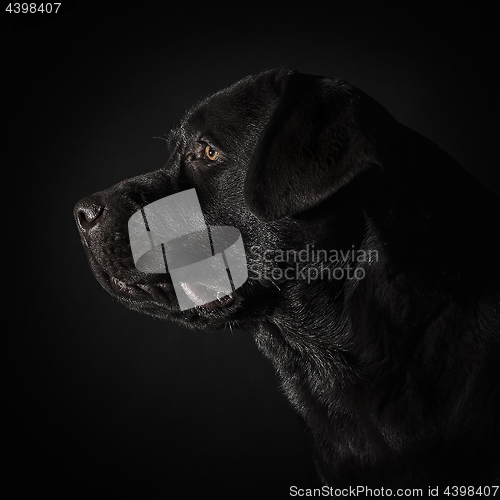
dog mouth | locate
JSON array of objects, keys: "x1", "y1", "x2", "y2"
[
  {"x1": 108, "y1": 275, "x2": 234, "y2": 310},
  {"x1": 79, "y1": 229, "x2": 238, "y2": 314}
]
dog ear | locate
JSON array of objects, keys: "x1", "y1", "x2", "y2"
[{"x1": 244, "y1": 70, "x2": 390, "y2": 221}]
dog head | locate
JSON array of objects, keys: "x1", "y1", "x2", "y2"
[{"x1": 74, "y1": 68, "x2": 488, "y2": 331}]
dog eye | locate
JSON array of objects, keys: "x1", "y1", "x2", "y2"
[{"x1": 204, "y1": 145, "x2": 218, "y2": 161}]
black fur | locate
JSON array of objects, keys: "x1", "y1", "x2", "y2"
[{"x1": 74, "y1": 68, "x2": 500, "y2": 487}]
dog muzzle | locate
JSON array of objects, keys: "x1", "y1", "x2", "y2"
[{"x1": 127, "y1": 188, "x2": 248, "y2": 310}]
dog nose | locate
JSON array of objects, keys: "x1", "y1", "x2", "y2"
[{"x1": 74, "y1": 196, "x2": 105, "y2": 242}]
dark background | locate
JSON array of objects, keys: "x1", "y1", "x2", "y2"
[{"x1": 3, "y1": 2, "x2": 499, "y2": 498}]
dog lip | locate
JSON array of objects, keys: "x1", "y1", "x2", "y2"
[
  {"x1": 109, "y1": 276, "x2": 146, "y2": 297},
  {"x1": 179, "y1": 282, "x2": 235, "y2": 309},
  {"x1": 135, "y1": 282, "x2": 170, "y2": 303},
  {"x1": 110, "y1": 276, "x2": 132, "y2": 289},
  {"x1": 114, "y1": 279, "x2": 234, "y2": 310},
  {"x1": 179, "y1": 282, "x2": 210, "y2": 306},
  {"x1": 107, "y1": 276, "x2": 169, "y2": 300}
]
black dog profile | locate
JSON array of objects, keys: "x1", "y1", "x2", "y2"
[{"x1": 75, "y1": 69, "x2": 500, "y2": 487}]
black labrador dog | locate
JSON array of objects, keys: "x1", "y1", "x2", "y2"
[{"x1": 75, "y1": 69, "x2": 500, "y2": 488}]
